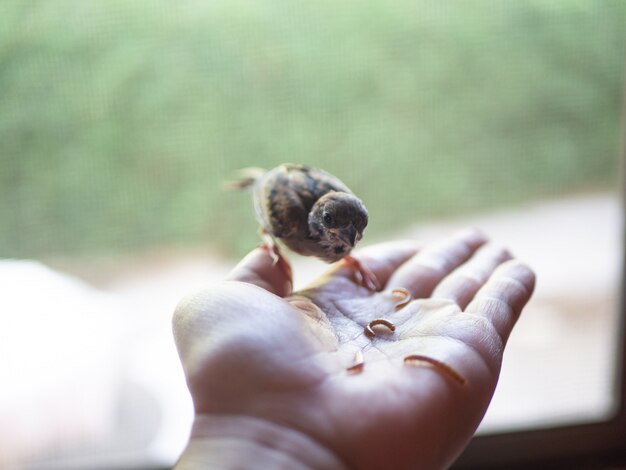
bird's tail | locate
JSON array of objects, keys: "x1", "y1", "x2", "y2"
[{"x1": 223, "y1": 167, "x2": 266, "y2": 190}]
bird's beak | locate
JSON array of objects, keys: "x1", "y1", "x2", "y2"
[{"x1": 339, "y1": 224, "x2": 360, "y2": 248}]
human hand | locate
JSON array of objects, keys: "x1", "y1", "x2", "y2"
[{"x1": 172, "y1": 230, "x2": 535, "y2": 469}]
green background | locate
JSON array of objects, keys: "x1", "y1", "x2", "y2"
[{"x1": 1, "y1": 0, "x2": 625, "y2": 258}]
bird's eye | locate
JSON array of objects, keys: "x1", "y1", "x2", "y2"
[{"x1": 323, "y1": 212, "x2": 334, "y2": 225}]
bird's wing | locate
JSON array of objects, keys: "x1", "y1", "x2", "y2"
[
  {"x1": 282, "y1": 164, "x2": 353, "y2": 197},
  {"x1": 254, "y1": 166, "x2": 309, "y2": 240}
]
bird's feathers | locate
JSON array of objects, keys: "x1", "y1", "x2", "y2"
[{"x1": 228, "y1": 163, "x2": 367, "y2": 263}]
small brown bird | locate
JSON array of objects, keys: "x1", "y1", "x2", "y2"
[{"x1": 229, "y1": 163, "x2": 379, "y2": 290}]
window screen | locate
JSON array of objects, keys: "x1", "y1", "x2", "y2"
[{"x1": 1, "y1": 1, "x2": 625, "y2": 468}]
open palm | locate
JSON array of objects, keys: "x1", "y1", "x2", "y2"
[{"x1": 173, "y1": 230, "x2": 535, "y2": 470}]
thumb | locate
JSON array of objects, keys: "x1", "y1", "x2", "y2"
[{"x1": 225, "y1": 246, "x2": 293, "y2": 297}]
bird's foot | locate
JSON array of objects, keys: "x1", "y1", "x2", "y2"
[
  {"x1": 343, "y1": 255, "x2": 380, "y2": 291},
  {"x1": 259, "y1": 233, "x2": 292, "y2": 281}
]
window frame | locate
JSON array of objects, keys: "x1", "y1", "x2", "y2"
[{"x1": 455, "y1": 380, "x2": 626, "y2": 468}]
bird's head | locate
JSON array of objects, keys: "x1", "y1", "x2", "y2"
[{"x1": 308, "y1": 191, "x2": 369, "y2": 262}]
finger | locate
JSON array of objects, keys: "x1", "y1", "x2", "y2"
[
  {"x1": 465, "y1": 260, "x2": 536, "y2": 344},
  {"x1": 224, "y1": 246, "x2": 293, "y2": 297},
  {"x1": 386, "y1": 229, "x2": 488, "y2": 299},
  {"x1": 431, "y1": 244, "x2": 513, "y2": 309},
  {"x1": 329, "y1": 240, "x2": 420, "y2": 289}
]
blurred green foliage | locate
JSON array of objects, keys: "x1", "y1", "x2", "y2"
[{"x1": 1, "y1": 0, "x2": 625, "y2": 258}]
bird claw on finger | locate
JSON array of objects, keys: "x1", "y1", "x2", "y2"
[
  {"x1": 268, "y1": 247, "x2": 281, "y2": 266},
  {"x1": 259, "y1": 229, "x2": 279, "y2": 262},
  {"x1": 344, "y1": 255, "x2": 380, "y2": 291},
  {"x1": 258, "y1": 237, "x2": 292, "y2": 281}
]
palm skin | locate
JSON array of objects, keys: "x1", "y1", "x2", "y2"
[{"x1": 173, "y1": 230, "x2": 535, "y2": 470}]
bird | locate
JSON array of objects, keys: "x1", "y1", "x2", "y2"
[{"x1": 228, "y1": 163, "x2": 379, "y2": 290}]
